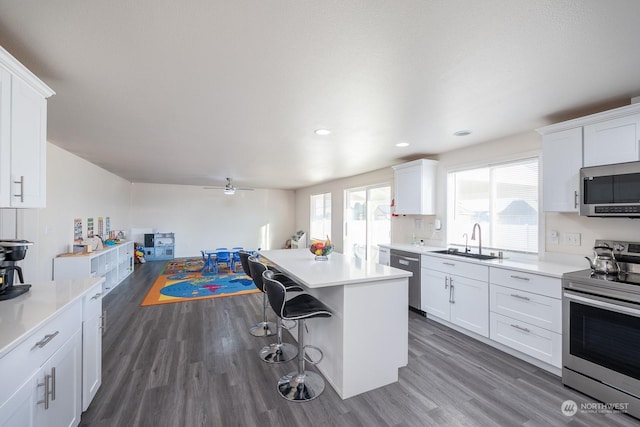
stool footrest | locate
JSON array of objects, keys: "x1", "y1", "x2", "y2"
[{"x1": 303, "y1": 344, "x2": 324, "y2": 365}]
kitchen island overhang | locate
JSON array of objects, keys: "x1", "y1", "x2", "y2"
[{"x1": 258, "y1": 248, "x2": 412, "y2": 399}]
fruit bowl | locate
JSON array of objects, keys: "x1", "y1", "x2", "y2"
[{"x1": 310, "y1": 237, "x2": 333, "y2": 261}]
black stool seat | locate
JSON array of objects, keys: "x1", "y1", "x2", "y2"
[
  {"x1": 281, "y1": 294, "x2": 331, "y2": 320},
  {"x1": 262, "y1": 270, "x2": 332, "y2": 402}
]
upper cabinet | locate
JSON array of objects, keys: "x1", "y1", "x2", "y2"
[
  {"x1": 541, "y1": 128, "x2": 582, "y2": 212},
  {"x1": 583, "y1": 113, "x2": 640, "y2": 167},
  {"x1": 0, "y1": 45, "x2": 55, "y2": 208},
  {"x1": 537, "y1": 102, "x2": 640, "y2": 213},
  {"x1": 392, "y1": 159, "x2": 438, "y2": 215}
]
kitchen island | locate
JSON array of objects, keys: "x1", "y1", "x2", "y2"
[{"x1": 258, "y1": 248, "x2": 411, "y2": 399}]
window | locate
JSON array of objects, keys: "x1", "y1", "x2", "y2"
[
  {"x1": 310, "y1": 193, "x2": 331, "y2": 240},
  {"x1": 447, "y1": 158, "x2": 539, "y2": 253}
]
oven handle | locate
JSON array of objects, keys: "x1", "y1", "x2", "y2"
[{"x1": 564, "y1": 292, "x2": 640, "y2": 317}]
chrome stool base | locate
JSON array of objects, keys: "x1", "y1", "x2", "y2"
[
  {"x1": 259, "y1": 342, "x2": 298, "y2": 364},
  {"x1": 249, "y1": 321, "x2": 276, "y2": 337},
  {"x1": 277, "y1": 371, "x2": 325, "y2": 402}
]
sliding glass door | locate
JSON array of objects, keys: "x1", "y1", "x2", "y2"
[{"x1": 344, "y1": 184, "x2": 391, "y2": 261}]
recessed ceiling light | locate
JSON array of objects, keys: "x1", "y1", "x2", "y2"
[
  {"x1": 314, "y1": 129, "x2": 331, "y2": 136},
  {"x1": 453, "y1": 130, "x2": 471, "y2": 136},
  {"x1": 395, "y1": 142, "x2": 410, "y2": 147}
]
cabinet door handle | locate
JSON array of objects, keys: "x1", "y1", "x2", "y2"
[
  {"x1": 510, "y1": 324, "x2": 531, "y2": 333},
  {"x1": 101, "y1": 310, "x2": 107, "y2": 334},
  {"x1": 443, "y1": 262, "x2": 455, "y2": 266},
  {"x1": 34, "y1": 331, "x2": 59, "y2": 348},
  {"x1": 573, "y1": 190, "x2": 579, "y2": 209},
  {"x1": 510, "y1": 293, "x2": 531, "y2": 301},
  {"x1": 509, "y1": 275, "x2": 530, "y2": 281},
  {"x1": 37, "y1": 373, "x2": 51, "y2": 409},
  {"x1": 13, "y1": 176, "x2": 24, "y2": 202},
  {"x1": 449, "y1": 279, "x2": 455, "y2": 303},
  {"x1": 50, "y1": 367, "x2": 56, "y2": 401},
  {"x1": 91, "y1": 292, "x2": 102, "y2": 300}
]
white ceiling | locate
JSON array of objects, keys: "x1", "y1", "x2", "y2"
[{"x1": 1, "y1": 1, "x2": 639, "y2": 190}]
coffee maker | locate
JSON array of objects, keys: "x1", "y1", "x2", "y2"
[{"x1": 0, "y1": 239, "x2": 33, "y2": 301}]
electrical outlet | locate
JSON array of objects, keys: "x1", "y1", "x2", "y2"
[
  {"x1": 549, "y1": 230, "x2": 559, "y2": 245},
  {"x1": 565, "y1": 232, "x2": 581, "y2": 246}
]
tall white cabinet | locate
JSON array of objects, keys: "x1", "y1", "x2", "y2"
[{"x1": 0, "y1": 45, "x2": 54, "y2": 208}]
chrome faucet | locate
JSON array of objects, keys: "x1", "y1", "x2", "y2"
[
  {"x1": 463, "y1": 233, "x2": 469, "y2": 253},
  {"x1": 471, "y1": 223, "x2": 482, "y2": 255}
]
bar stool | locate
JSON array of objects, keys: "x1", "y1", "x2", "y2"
[
  {"x1": 262, "y1": 270, "x2": 332, "y2": 402},
  {"x1": 247, "y1": 257, "x2": 303, "y2": 365}
]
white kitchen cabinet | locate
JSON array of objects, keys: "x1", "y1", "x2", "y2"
[
  {"x1": 81, "y1": 284, "x2": 103, "y2": 412},
  {"x1": 421, "y1": 255, "x2": 489, "y2": 337},
  {"x1": 489, "y1": 266, "x2": 562, "y2": 368},
  {"x1": 583, "y1": 113, "x2": 640, "y2": 167},
  {"x1": 541, "y1": 127, "x2": 583, "y2": 212},
  {"x1": 0, "y1": 301, "x2": 82, "y2": 427},
  {"x1": 378, "y1": 246, "x2": 390, "y2": 266},
  {"x1": 54, "y1": 241, "x2": 134, "y2": 295},
  {"x1": 392, "y1": 159, "x2": 438, "y2": 215},
  {"x1": 34, "y1": 330, "x2": 82, "y2": 427},
  {"x1": 0, "y1": 46, "x2": 54, "y2": 208}
]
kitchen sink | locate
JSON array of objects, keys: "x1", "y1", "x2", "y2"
[{"x1": 430, "y1": 249, "x2": 498, "y2": 260}]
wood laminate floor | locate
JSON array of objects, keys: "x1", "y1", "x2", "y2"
[{"x1": 79, "y1": 261, "x2": 640, "y2": 427}]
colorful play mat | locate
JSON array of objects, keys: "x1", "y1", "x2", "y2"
[{"x1": 140, "y1": 257, "x2": 259, "y2": 306}]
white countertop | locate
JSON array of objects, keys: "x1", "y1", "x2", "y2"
[
  {"x1": 0, "y1": 277, "x2": 105, "y2": 358},
  {"x1": 259, "y1": 248, "x2": 411, "y2": 288},
  {"x1": 380, "y1": 243, "x2": 585, "y2": 278}
]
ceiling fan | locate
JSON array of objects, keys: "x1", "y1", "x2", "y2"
[{"x1": 204, "y1": 177, "x2": 254, "y2": 195}]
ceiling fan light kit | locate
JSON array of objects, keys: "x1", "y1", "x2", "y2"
[{"x1": 204, "y1": 177, "x2": 254, "y2": 195}]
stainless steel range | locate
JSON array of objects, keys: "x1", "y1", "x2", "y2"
[{"x1": 562, "y1": 239, "x2": 640, "y2": 418}]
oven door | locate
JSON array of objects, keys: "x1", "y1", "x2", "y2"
[{"x1": 563, "y1": 289, "x2": 640, "y2": 398}]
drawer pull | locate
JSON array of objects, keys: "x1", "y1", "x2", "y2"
[
  {"x1": 91, "y1": 292, "x2": 103, "y2": 300},
  {"x1": 34, "y1": 331, "x2": 59, "y2": 348},
  {"x1": 443, "y1": 262, "x2": 455, "y2": 266},
  {"x1": 510, "y1": 275, "x2": 530, "y2": 281},
  {"x1": 510, "y1": 324, "x2": 531, "y2": 333},
  {"x1": 510, "y1": 293, "x2": 531, "y2": 301}
]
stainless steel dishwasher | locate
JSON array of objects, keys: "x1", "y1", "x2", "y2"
[{"x1": 390, "y1": 249, "x2": 423, "y2": 315}]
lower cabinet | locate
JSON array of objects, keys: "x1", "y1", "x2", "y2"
[
  {"x1": 420, "y1": 254, "x2": 563, "y2": 371},
  {"x1": 0, "y1": 328, "x2": 82, "y2": 427},
  {"x1": 489, "y1": 267, "x2": 562, "y2": 368},
  {"x1": 421, "y1": 256, "x2": 489, "y2": 337},
  {"x1": 0, "y1": 281, "x2": 104, "y2": 427},
  {"x1": 81, "y1": 284, "x2": 103, "y2": 411}
]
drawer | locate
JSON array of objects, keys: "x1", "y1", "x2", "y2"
[
  {"x1": 422, "y1": 255, "x2": 489, "y2": 281},
  {"x1": 490, "y1": 284, "x2": 561, "y2": 333},
  {"x1": 0, "y1": 299, "x2": 82, "y2": 404},
  {"x1": 490, "y1": 312, "x2": 561, "y2": 368},
  {"x1": 489, "y1": 267, "x2": 561, "y2": 299},
  {"x1": 82, "y1": 282, "x2": 104, "y2": 320}
]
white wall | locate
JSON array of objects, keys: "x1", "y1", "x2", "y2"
[
  {"x1": 130, "y1": 183, "x2": 295, "y2": 257},
  {"x1": 10, "y1": 143, "x2": 133, "y2": 282},
  {"x1": 295, "y1": 168, "x2": 394, "y2": 253}
]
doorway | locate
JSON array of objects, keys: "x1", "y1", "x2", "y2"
[{"x1": 343, "y1": 184, "x2": 391, "y2": 261}]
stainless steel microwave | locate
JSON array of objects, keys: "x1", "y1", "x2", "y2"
[{"x1": 580, "y1": 161, "x2": 640, "y2": 217}]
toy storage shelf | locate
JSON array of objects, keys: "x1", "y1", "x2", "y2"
[
  {"x1": 53, "y1": 241, "x2": 134, "y2": 295},
  {"x1": 143, "y1": 232, "x2": 175, "y2": 261}
]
